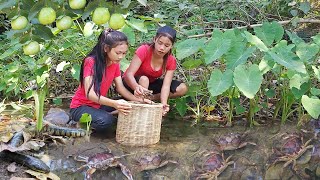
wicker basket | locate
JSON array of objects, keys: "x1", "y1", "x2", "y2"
[{"x1": 116, "y1": 102, "x2": 163, "y2": 146}]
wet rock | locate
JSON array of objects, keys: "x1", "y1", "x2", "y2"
[
  {"x1": 265, "y1": 164, "x2": 283, "y2": 180},
  {"x1": 240, "y1": 167, "x2": 263, "y2": 180},
  {"x1": 44, "y1": 108, "x2": 70, "y2": 125}
]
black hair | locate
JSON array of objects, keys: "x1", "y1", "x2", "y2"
[
  {"x1": 148, "y1": 26, "x2": 176, "y2": 74},
  {"x1": 79, "y1": 28, "x2": 128, "y2": 98}
]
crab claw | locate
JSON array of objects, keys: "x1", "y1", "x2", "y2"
[
  {"x1": 119, "y1": 163, "x2": 133, "y2": 180},
  {"x1": 85, "y1": 168, "x2": 96, "y2": 180}
]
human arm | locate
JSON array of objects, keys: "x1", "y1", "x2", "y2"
[
  {"x1": 83, "y1": 76, "x2": 132, "y2": 114},
  {"x1": 160, "y1": 70, "x2": 174, "y2": 115},
  {"x1": 114, "y1": 76, "x2": 151, "y2": 103},
  {"x1": 123, "y1": 54, "x2": 150, "y2": 96}
]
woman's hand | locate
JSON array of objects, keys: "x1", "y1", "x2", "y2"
[
  {"x1": 113, "y1": 99, "x2": 132, "y2": 115},
  {"x1": 162, "y1": 104, "x2": 170, "y2": 116},
  {"x1": 134, "y1": 85, "x2": 145, "y2": 97}
]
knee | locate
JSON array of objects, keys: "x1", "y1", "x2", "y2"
[
  {"x1": 138, "y1": 76, "x2": 149, "y2": 84},
  {"x1": 91, "y1": 115, "x2": 116, "y2": 131},
  {"x1": 175, "y1": 83, "x2": 188, "y2": 96}
]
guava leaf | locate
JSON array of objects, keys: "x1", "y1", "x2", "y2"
[
  {"x1": 296, "y1": 43, "x2": 319, "y2": 62},
  {"x1": 244, "y1": 31, "x2": 268, "y2": 52},
  {"x1": 203, "y1": 30, "x2": 231, "y2": 64},
  {"x1": 207, "y1": 69, "x2": 233, "y2": 97},
  {"x1": 233, "y1": 64, "x2": 263, "y2": 99},
  {"x1": 125, "y1": 18, "x2": 147, "y2": 33},
  {"x1": 121, "y1": 25, "x2": 135, "y2": 46},
  {"x1": 175, "y1": 38, "x2": 205, "y2": 60},
  {"x1": 0, "y1": 0, "x2": 17, "y2": 11},
  {"x1": 33, "y1": 24, "x2": 54, "y2": 40},
  {"x1": 301, "y1": 95, "x2": 320, "y2": 119}
]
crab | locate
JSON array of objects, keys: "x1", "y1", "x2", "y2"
[
  {"x1": 213, "y1": 132, "x2": 256, "y2": 152},
  {"x1": 74, "y1": 150, "x2": 133, "y2": 180},
  {"x1": 193, "y1": 152, "x2": 234, "y2": 180},
  {"x1": 270, "y1": 133, "x2": 314, "y2": 169},
  {"x1": 133, "y1": 152, "x2": 177, "y2": 171}
]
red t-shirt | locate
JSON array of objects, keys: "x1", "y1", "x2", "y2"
[
  {"x1": 124, "y1": 44, "x2": 176, "y2": 83},
  {"x1": 70, "y1": 57, "x2": 121, "y2": 109}
]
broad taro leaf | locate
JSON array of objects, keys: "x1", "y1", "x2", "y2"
[
  {"x1": 175, "y1": 97, "x2": 188, "y2": 117},
  {"x1": 312, "y1": 66, "x2": 320, "y2": 81},
  {"x1": 233, "y1": 64, "x2": 263, "y2": 99},
  {"x1": 296, "y1": 43, "x2": 319, "y2": 62},
  {"x1": 286, "y1": 30, "x2": 304, "y2": 45},
  {"x1": 182, "y1": 59, "x2": 203, "y2": 69},
  {"x1": 311, "y1": 34, "x2": 320, "y2": 46},
  {"x1": 301, "y1": 95, "x2": 320, "y2": 119},
  {"x1": 311, "y1": 88, "x2": 320, "y2": 96},
  {"x1": 175, "y1": 38, "x2": 205, "y2": 60},
  {"x1": 299, "y1": 2, "x2": 311, "y2": 14},
  {"x1": 225, "y1": 45, "x2": 256, "y2": 70},
  {"x1": 268, "y1": 40, "x2": 306, "y2": 74},
  {"x1": 291, "y1": 82, "x2": 311, "y2": 99},
  {"x1": 259, "y1": 55, "x2": 275, "y2": 74},
  {"x1": 254, "y1": 21, "x2": 284, "y2": 46},
  {"x1": 244, "y1": 31, "x2": 268, "y2": 52},
  {"x1": 204, "y1": 30, "x2": 231, "y2": 64},
  {"x1": 207, "y1": 69, "x2": 233, "y2": 97},
  {"x1": 289, "y1": 73, "x2": 310, "y2": 89}
]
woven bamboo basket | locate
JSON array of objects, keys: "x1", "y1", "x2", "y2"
[{"x1": 116, "y1": 102, "x2": 163, "y2": 146}]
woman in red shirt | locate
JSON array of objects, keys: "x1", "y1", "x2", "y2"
[
  {"x1": 70, "y1": 29, "x2": 147, "y2": 132},
  {"x1": 123, "y1": 26, "x2": 188, "y2": 115}
]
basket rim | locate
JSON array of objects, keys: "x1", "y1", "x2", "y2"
[{"x1": 128, "y1": 101, "x2": 163, "y2": 108}]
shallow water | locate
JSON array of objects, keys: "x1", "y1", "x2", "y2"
[{"x1": 1, "y1": 112, "x2": 320, "y2": 180}]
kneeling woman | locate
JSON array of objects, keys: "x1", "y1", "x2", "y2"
[
  {"x1": 70, "y1": 29, "x2": 148, "y2": 132},
  {"x1": 123, "y1": 26, "x2": 188, "y2": 115}
]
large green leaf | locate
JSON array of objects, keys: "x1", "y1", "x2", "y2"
[
  {"x1": 254, "y1": 21, "x2": 284, "y2": 46},
  {"x1": 121, "y1": 25, "x2": 135, "y2": 46},
  {"x1": 296, "y1": 43, "x2": 319, "y2": 62},
  {"x1": 175, "y1": 38, "x2": 205, "y2": 60},
  {"x1": 33, "y1": 24, "x2": 54, "y2": 40},
  {"x1": 312, "y1": 66, "x2": 320, "y2": 81},
  {"x1": 175, "y1": 97, "x2": 187, "y2": 117},
  {"x1": 286, "y1": 30, "x2": 304, "y2": 45},
  {"x1": 299, "y1": 2, "x2": 311, "y2": 14},
  {"x1": 291, "y1": 82, "x2": 310, "y2": 100},
  {"x1": 182, "y1": 59, "x2": 203, "y2": 69},
  {"x1": 204, "y1": 30, "x2": 231, "y2": 64},
  {"x1": 289, "y1": 73, "x2": 310, "y2": 89},
  {"x1": 125, "y1": 18, "x2": 147, "y2": 33},
  {"x1": 301, "y1": 95, "x2": 320, "y2": 119},
  {"x1": 311, "y1": 34, "x2": 320, "y2": 46},
  {"x1": 0, "y1": 0, "x2": 17, "y2": 11},
  {"x1": 233, "y1": 64, "x2": 263, "y2": 99},
  {"x1": 244, "y1": 31, "x2": 268, "y2": 52},
  {"x1": 225, "y1": 46, "x2": 256, "y2": 70},
  {"x1": 207, "y1": 69, "x2": 233, "y2": 97},
  {"x1": 268, "y1": 40, "x2": 306, "y2": 74}
]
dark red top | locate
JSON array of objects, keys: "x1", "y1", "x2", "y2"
[
  {"x1": 124, "y1": 44, "x2": 176, "y2": 83},
  {"x1": 70, "y1": 56, "x2": 121, "y2": 109}
]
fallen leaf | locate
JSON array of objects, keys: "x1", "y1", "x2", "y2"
[
  {"x1": 10, "y1": 176, "x2": 36, "y2": 180},
  {"x1": 25, "y1": 170, "x2": 60, "y2": 180}
]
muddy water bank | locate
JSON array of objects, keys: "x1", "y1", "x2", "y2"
[{"x1": 1, "y1": 115, "x2": 319, "y2": 180}]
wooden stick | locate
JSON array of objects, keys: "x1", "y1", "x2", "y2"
[{"x1": 187, "y1": 18, "x2": 320, "y2": 38}]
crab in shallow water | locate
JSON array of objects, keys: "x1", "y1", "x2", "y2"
[
  {"x1": 192, "y1": 152, "x2": 234, "y2": 180},
  {"x1": 269, "y1": 133, "x2": 314, "y2": 169},
  {"x1": 133, "y1": 152, "x2": 177, "y2": 171},
  {"x1": 74, "y1": 150, "x2": 133, "y2": 180},
  {"x1": 212, "y1": 132, "x2": 256, "y2": 152}
]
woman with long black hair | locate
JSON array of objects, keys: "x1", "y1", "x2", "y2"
[{"x1": 70, "y1": 29, "x2": 148, "y2": 132}]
